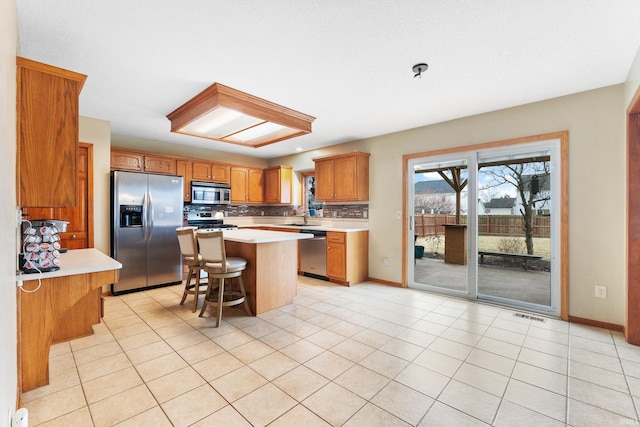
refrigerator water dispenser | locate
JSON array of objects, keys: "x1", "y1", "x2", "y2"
[{"x1": 120, "y1": 205, "x2": 143, "y2": 227}]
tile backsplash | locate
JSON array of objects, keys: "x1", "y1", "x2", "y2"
[{"x1": 187, "y1": 204, "x2": 369, "y2": 219}]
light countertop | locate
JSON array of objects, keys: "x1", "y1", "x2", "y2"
[
  {"x1": 237, "y1": 224, "x2": 369, "y2": 233},
  {"x1": 214, "y1": 228, "x2": 314, "y2": 244},
  {"x1": 223, "y1": 216, "x2": 368, "y2": 233},
  {"x1": 19, "y1": 248, "x2": 122, "y2": 282}
]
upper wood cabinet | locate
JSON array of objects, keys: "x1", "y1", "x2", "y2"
[
  {"x1": 111, "y1": 149, "x2": 176, "y2": 175},
  {"x1": 314, "y1": 152, "x2": 370, "y2": 202},
  {"x1": 192, "y1": 161, "x2": 230, "y2": 183},
  {"x1": 18, "y1": 57, "x2": 86, "y2": 207},
  {"x1": 175, "y1": 159, "x2": 192, "y2": 202},
  {"x1": 111, "y1": 150, "x2": 143, "y2": 171},
  {"x1": 22, "y1": 143, "x2": 94, "y2": 250},
  {"x1": 109, "y1": 148, "x2": 298, "y2": 207},
  {"x1": 264, "y1": 166, "x2": 292, "y2": 204},
  {"x1": 231, "y1": 167, "x2": 264, "y2": 203},
  {"x1": 144, "y1": 155, "x2": 176, "y2": 175}
]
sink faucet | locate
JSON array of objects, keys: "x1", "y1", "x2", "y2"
[{"x1": 302, "y1": 211, "x2": 308, "y2": 225}]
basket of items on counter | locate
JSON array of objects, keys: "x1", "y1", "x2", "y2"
[{"x1": 20, "y1": 220, "x2": 68, "y2": 274}]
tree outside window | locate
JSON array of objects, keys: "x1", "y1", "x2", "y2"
[{"x1": 303, "y1": 173, "x2": 323, "y2": 210}]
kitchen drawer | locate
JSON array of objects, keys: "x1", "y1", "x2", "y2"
[{"x1": 327, "y1": 231, "x2": 345, "y2": 244}]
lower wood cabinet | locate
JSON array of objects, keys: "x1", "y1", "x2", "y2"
[{"x1": 326, "y1": 231, "x2": 368, "y2": 286}]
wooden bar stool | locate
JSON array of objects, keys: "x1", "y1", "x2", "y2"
[
  {"x1": 176, "y1": 227, "x2": 208, "y2": 312},
  {"x1": 196, "y1": 230, "x2": 252, "y2": 326}
]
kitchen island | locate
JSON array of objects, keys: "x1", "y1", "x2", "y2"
[
  {"x1": 218, "y1": 229, "x2": 312, "y2": 315},
  {"x1": 17, "y1": 249, "x2": 121, "y2": 392}
]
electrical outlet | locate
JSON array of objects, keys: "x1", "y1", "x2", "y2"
[
  {"x1": 383, "y1": 257, "x2": 390, "y2": 267},
  {"x1": 395, "y1": 211, "x2": 401, "y2": 220},
  {"x1": 595, "y1": 285, "x2": 607, "y2": 299}
]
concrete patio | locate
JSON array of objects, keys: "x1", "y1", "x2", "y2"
[{"x1": 414, "y1": 256, "x2": 551, "y2": 306}]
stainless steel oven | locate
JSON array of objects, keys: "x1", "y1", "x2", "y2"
[{"x1": 191, "y1": 181, "x2": 231, "y2": 205}]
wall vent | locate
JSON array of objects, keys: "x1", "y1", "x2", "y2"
[{"x1": 513, "y1": 312, "x2": 546, "y2": 323}]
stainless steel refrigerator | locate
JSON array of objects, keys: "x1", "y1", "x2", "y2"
[{"x1": 111, "y1": 171, "x2": 184, "y2": 295}]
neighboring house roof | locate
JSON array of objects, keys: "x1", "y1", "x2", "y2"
[
  {"x1": 483, "y1": 197, "x2": 516, "y2": 209},
  {"x1": 415, "y1": 180, "x2": 455, "y2": 194}
]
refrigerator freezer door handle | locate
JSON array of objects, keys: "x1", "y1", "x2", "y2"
[
  {"x1": 147, "y1": 192, "x2": 154, "y2": 241},
  {"x1": 141, "y1": 192, "x2": 148, "y2": 240}
]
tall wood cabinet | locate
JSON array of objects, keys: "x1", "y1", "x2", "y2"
[
  {"x1": 17, "y1": 57, "x2": 86, "y2": 207},
  {"x1": 314, "y1": 152, "x2": 370, "y2": 202},
  {"x1": 22, "y1": 143, "x2": 94, "y2": 249}
]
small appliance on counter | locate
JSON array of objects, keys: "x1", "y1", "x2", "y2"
[
  {"x1": 19, "y1": 219, "x2": 68, "y2": 273},
  {"x1": 186, "y1": 205, "x2": 237, "y2": 231}
]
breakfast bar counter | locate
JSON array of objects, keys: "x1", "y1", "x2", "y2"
[
  {"x1": 18, "y1": 249, "x2": 121, "y2": 392},
  {"x1": 219, "y1": 229, "x2": 312, "y2": 315}
]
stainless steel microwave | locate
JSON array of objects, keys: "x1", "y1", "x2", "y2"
[{"x1": 191, "y1": 182, "x2": 231, "y2": 205}]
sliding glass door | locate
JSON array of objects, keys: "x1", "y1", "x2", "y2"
[
  {"x1": 408, "y1": 140, "x2": 560, "y2": 316},
  {"x1": 409, "y1": 154, "x2": 476, "y2": 299}
]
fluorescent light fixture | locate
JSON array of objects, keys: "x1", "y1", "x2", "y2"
[{"x1": 167, "y1": 83, "x2": 315, "y2": 148}]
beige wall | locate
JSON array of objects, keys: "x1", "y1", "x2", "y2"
[
  {"x1": 273, "y1": 84, "x2": 628, "y2": 326},
  {"x1": 80, "y1": 116, "x2": 112, "y2": 254},
  {"x1": 625, "y1": 45, "x2": 640, "y2": 108},
  {"x1": 1, "y1": 0, "x2": 18, "y2": 417}
]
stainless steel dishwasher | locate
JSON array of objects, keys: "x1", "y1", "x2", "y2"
[{"x1": 299, "y1": 229, "x2": 328, "y2": 280}]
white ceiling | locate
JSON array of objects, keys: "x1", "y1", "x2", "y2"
[{"x1": 16, "y1": 1, "x2": 640, "y2": 159}]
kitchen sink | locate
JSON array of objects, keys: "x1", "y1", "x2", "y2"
[{"x1": 283, "y1": 223, "x2": 320, "y2": 226}]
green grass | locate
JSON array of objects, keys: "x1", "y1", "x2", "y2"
[{"x1": 417, "y1": 235, "x2": 551, "y2": 261}]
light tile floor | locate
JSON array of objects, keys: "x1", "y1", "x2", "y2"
[{"x1": 22, "y1": 276, "x2": 640, "y2": 426}]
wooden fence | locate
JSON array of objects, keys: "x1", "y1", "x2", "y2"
[{"x1": 414, "y1": 214, "x2": 550, "y2": 238}]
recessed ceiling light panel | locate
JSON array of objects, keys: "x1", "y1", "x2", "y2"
[{"x1": 167, "y1": 83, "x2": 315, "y2": 148}]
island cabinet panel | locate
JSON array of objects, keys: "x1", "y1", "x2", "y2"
[
  {"x1": 326, "y1": 231, "x2": 369, "y2": 286},
  {"x1": 176, "y1": 159, "x2": 192, "y2": 202},
  {"x1": 18, "y1": 57, "x2": 86, "y2": 207},
  {"x1": 264, "y1": 166, "x2": 292, "y2": 204},
  {"x1": 231, "y1": 167, "x2": 264, "y2": 203},
  {"x1": 192, "y1": 161, "x2": 231, "y2": 183},
  {"x1": 224, "y1": 239, "x2": 298, "y2": 315},
  {"x1": 18, "y1": 259, "x2": 118, "y2": 392},
  {"x1": 313, "y1": 152, "x2": 370, "y2": 202}
]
